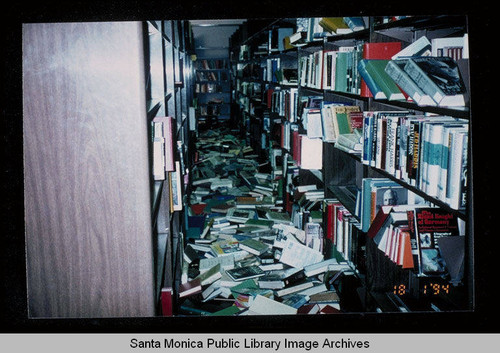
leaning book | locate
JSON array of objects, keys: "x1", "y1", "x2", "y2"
[
  {"x1": 226, "y1": 265, "x2": 266, "y2": 281},
  {"x1": 403, "y1": 56, "x2": 467, "y2": 107}
]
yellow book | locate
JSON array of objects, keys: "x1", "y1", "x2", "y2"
[{"x1": 319, "y1": 17, "x2": 351, "y2": 34}]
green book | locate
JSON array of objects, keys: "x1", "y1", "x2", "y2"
[
  {"x1": 359, "y1": 59, "x2": 405, "y2": 101},
  {"x1": 335, "y1": 52, "x2": 349, "y2": 93},
  {"x1": 209, "y1": 305, "x2": 242, "y2": 316}
]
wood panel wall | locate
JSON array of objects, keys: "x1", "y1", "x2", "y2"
[{"x1": 23, "y1": 22, "x2": 155, "y2": 318}]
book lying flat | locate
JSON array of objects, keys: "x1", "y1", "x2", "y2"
[
  {"x1": 238, "y1": 238, "x2": 270, "y2": 256},
  {"x1": 226, "y1": 265, "x2": 266, "y2": 282},
  {"x1": 247, "y1": 295, "x2": 297, "y2": 315}
]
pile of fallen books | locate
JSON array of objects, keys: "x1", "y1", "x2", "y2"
[{"x1": 179, "y1": 128, "x2": 354, "y2": 316}]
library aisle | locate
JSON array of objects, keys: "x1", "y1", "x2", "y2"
[{"x1": 22, "y1": 16, "x2": 475, "y2": 321}]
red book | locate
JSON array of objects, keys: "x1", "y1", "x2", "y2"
[
  {"x1": 266, "y1": 88, "x2": 274, "y2": 108},
  {"x1": 326, "y1": 201, "x2": 342, "y2": 243},
  {"x1": 161, "y1": 287, "x2": 173, "y2": 316},
  {"x1": 360, "y1": 42, "x2": 402, "y2": 97},
  {"x1": 292, "y1": 130, "x2": 301, "y2": 163},
  {"x1": 178, "y1": 278, "x2": 202, "y2": 298},
  {"x1": 190, "y1": 203, "x2": 207, "y2": 215}
]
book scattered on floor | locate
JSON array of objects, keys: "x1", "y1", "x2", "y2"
[
  {"x1": 182, "y1": 127, "x2": 358, "y2": 316},
  {"x1": 226, "y1": 265, "x2": 266, "y2": 281}
]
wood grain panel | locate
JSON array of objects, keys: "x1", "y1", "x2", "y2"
[{"x1": 23, "y1": 22, "x2": 155, "y2": 317}]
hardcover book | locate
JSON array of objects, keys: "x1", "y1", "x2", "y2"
[
  {"x1": 385, "y1": 59, "x2": 437, "y2": 106},
  {"x1": 406, "y1": 207, "x2": 460, "y2": 276},
  {"x1": 238, "y1": 238, "x2": 270, "y2": 256},
  {"x1": 403, "y1": 56, "x2": 467, "y2": 107},
  {"x1": 358, "y1": 59, "x2": 405, "y2": 101},
  {"x1": 360, "y1": 42, "x2": 402, "y2": 97}
]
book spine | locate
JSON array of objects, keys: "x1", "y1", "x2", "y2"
[
  {"x1": 362, "y1": 113, "x2": 372, "y2": 165},
  {"x1": 437, "y1": 127, "x2": 454, "y2": 202},
  {"x1": 426, "y1": 124, "x2": 445, "y2": 197},
  {"x1": 385, "y1": 60, "x2": 428, "y2": 105},
  {"x1": 446, "y1": 131, "x2": 468, "y2": 209},
  {"x1": 358, "y1": 60, "x2": 386, "y2": 99},
  {"x1": 409, "y1": 121, "x2": 422, "y2": 187},
  {"x1": 404, "y1": 59, "x2": 445, "y2": 104}
]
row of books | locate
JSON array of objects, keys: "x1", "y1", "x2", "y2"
[
  {"x1": 298, "y1": 35, "x2": 468, "y2": 107},
  {"x1": 195, "y1": 82, "x2": 225, "y2": 94},
  {"x1": 236, "y1": 80, "x2": 262, "y2": 98},
  {"x1": 362, "y1": 55, "x2": 467, "y2": 107},
  {"x1": 272, "y1": 101, "x2": 468, "y2": 211},
  {"x1": 195, "y1": 70, "x2": 229, "y2": 82},
  {"x1": 152, "y1": 116, "x2": 176, "y2": 180},
  {"x1": 323, "y1": 198, "x2": 364, "y2": 268},
  {"x1": 299, "y1": 45, "x2": 363, "y2": 94},
  {"x1": 237, "y1": 17, "x2": 367, "y2": 62},
  {"x1": 266, "y1": 86, "x2": 299, "y2": 122},
  {"x1": 178, "y1": 127, "x2": 354, "y2": 315},
  {"x1": 196, "y1": 59, "x2": 228, "y2": 70},
  {"x1": 361, "y1": 112, "x2": 469, "y2": 209}
]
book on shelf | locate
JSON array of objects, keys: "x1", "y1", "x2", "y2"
[
  {"x1": 403, "y1": 56, "x2": 467, "y2": 107},
  {"x1": 358, "y1": 59, "x2": 405, "y2": 101},
  {"x1": 436, "y1": 235, "x2": 465, "y2": 285},
  {"x1": 269, "y1": 27, "x2": 294, "y2": 52},
  {"x1": 360, "y1": 42, "x2": 402, "y2": 98},
  {"x1": 152, "y1": 137, "x2": 166, "y2": 180},
  {"x1": 160, "y1": 287, "x2": 173, "y2": 316},
  {"x1": 392, "y1": 36, "x2": 431, "y2": 59},
  {"x1": 299, "y1": 135, "x2": 323, "y2": 170},
  {"x1": 170, "y1": 161, "x2": 183, "y2": 211},
  {"x1": 336, "y1": 131, "x2": 363, "y2": 153},
  {"x1": 431, "y1": 34, "x2": 468, "y2": 60},
  {"x1": 334, "y1": 47, "x2": 359, "y2": 93},
  {"x1": 445, "y1": 129, "x2": 468, "y2": 209},
  {"x1": 406, "y1": 207, "x2": 461, "y2": 277},
  {"x1": 343, "y1": 17, "x2": 366, "y2": 32},
  {"x1": 360, "y1": 178, "x2": 425, "y2": 232},
  {"x1": 151, "y1": 117, "x2": 175, "y2": 172},
  {"x1": 318, "y1": 17, "x2": 352, "y2": 34},
  {"x1": 384, "y1": 59, "x2": 437, "y2": 106}
]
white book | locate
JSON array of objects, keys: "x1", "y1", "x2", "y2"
[
  {"x1": 275, "y1": 281, "x2": 314, "y2": 297},
  {"x1": 303, "y1": 258, "x2": 339, "y2": 277},
  {"x1": 297, "y1": 283, "x2": 328, "y2": 297},
  {"x1": 300, "y1": 136, "x2": 323, "y2": 170},
  {"x1": 392, "y1": 36, "x2": 431, "y2": 59},
  {"x1": 199, "y1": 255, "x2": 235, "y2": 272},
  {"x1": 279, "y1": 239, "x2": 324, "y2": 269},
  {"x1": 446, "y1": 130, "x2": 468, "y2": 209},
  {"x1": 438, "y1": 124, "x2": 468, "y2": 202},
  {"x1": 306, "y1": 110, "x2": 323, "y2": 139},
  {"x1": 247, "y1": 295, "x2": 297, "y2": 315}
]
